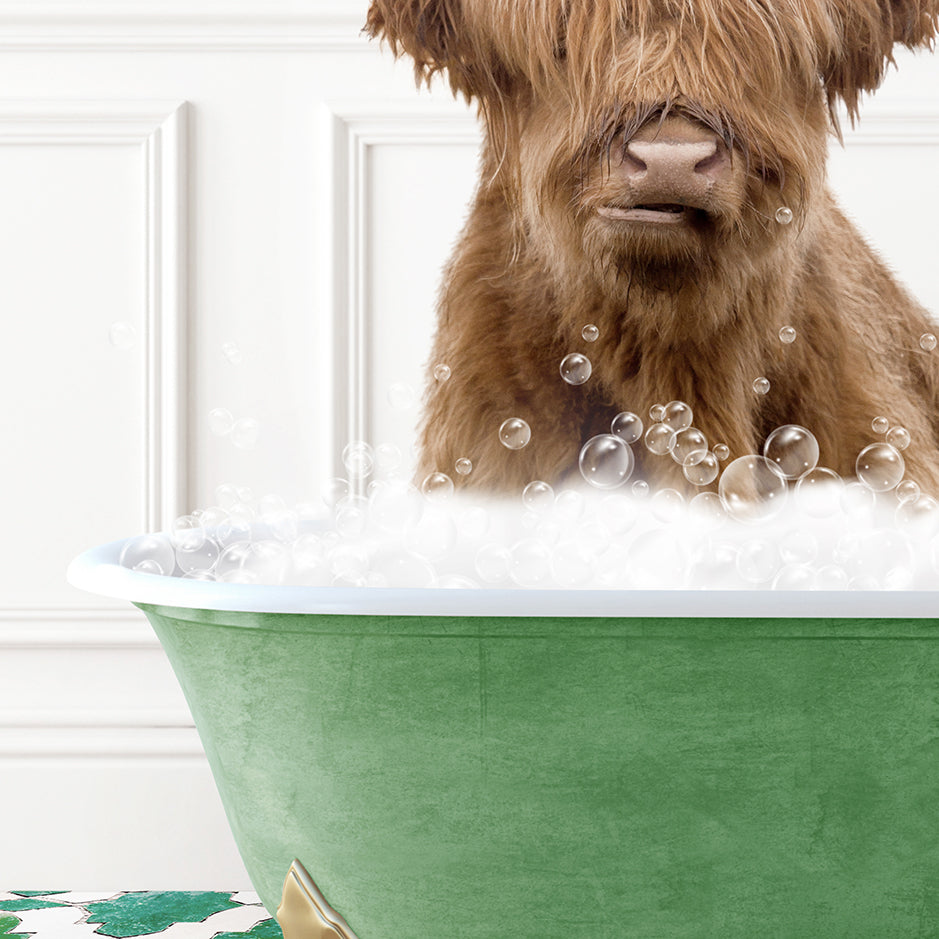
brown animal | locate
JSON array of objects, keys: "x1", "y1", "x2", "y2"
[{"x1": 366, "y1": 0, "x2": 939, "y2": 498}]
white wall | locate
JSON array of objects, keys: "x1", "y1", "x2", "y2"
[{"x1": 0, "y1": 0, "x2": 936, "y2": 891}]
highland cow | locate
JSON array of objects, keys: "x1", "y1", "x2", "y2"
[{"x1": 367, "y1": 0, "x2": 939, "y2": 498}]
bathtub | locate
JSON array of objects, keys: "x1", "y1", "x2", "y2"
[{"x1": 69, "y1": 537, "x2": 939, "y2": 937}]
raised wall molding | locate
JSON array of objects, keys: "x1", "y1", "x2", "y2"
[
  {"x1": 837, "y1": 107, "x2": 939, "y2": 146},
  {"x1": 0, "y1": 609, "x2": 156, "y2": 649},
  {"x1": 0, "y1": 100, "x2": 188, "y2": 536},
  {"x1": 319, "y1": 100, "x2": 480, "y2": 471},
  {"x1": 0, "y1": 7, "x2": 368, "y2": 51}
]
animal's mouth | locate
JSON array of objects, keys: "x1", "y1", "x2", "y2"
[{"x1": 597, "y1": 203, "x2": 693, "y2": 224}]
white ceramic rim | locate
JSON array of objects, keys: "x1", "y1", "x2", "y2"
[{"x1": 67, "y1": 536, "x2": 939, "y2": 618}]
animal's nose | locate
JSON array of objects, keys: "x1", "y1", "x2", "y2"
[{"x1": 615, "y1": 115, "x2": 730, "y2": 203}]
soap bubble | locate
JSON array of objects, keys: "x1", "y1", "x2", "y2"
[
  {"x1": 421, "y1": 471, "x2": 454, "y2": 502},
  {"x1": 896, "y1": 494, "x2": 939, "y2": 535},
  {"x1": 689, "y1": 491, "x2": 725, "y2": 525},
  {"x1": 374, "y1": 443, "x2": 403, "y2": 475},
  {"x1": 328, "y1": 543, "x2": 370, "y2": 580},
  {"x1": 231, "y1": 417, "x2": 260, "y2": 450},
  {"x1": 779, "y1": 326, "x2": 797, "y2": 344},
  {"x1": 779, "y1": 528, "x2": 818, "y2": 565},
  {"x1": 631, "y1": 480, "x2": 650, "y2": 498},
  {"x1": 560, "y1": 353, "x2": 592, "y2": 385},
  {"x1": 434, "y1": 363, "x2": 451, "y2": 382},
  {"x1": 736, "y1": 539, "x2": 781, "y2": 584},
  {"x1": 840, "y1": 481, "x2": 876, "y2": 522},
  {"x1": 215, "y1": 483, "x2": 240, "y2": 509},
  {"x1": 578, "y1": 434, "x2": 634, "y2": 489},
  {"x1": 920, "y1": 333, "x2": 937, "y2": 352},
  {"x1": 719, "y1": 455, "x2": 788, "y2": 523},
  {"x1": 342, "y1": 441, "x2": 374, "y2": 479},
  {"x1": 713, "y1": 443, "x2": 730, "y2": 461},
  {"x1": 601, "y1": 494, "x2": 639, "y2": 533},
  {"x1": 772, "y1": 564, "x2": 815, "y2": 590},
  {"x1": 814, "y1": 565, "x2": 849, "y2": 590},
  {"x1": 208, "y1": 408, "x2": 234, "y2": 437},
  {"x1": 475, "y1": 543, "x2": 511, "y2": 583},
  {"x1": 775, "y1": 206, "x2": 794, "y2": 225},
  {"x1": 499, "y1": 418, "x2": 531, "y2": 450},
  {"x1": 509, "y1": 539, "x2": 553, "y2": 587},
  {"x1": 649, "y1": 404, "x2": 666, "y2": 422},
  {"x1": 170, "y1": 515, "x2": 206, "y2": 552},
  {"x1": 335, "y1": 497, "x2": 369, "y2": 538},
  {"x1": 763, "y1": 424, "x2": 819, "y2": 480},
  {"x1": 387, "y1": 382, "x2": 416, "y2": 410},
  {"x1": 794, "y1": 467, "x2": 843, "y2": 517},
  {"x1": 371, "y1": 551, "x2": 435, "y2": 588},
  {"x1": 611, "y1": 411, "x2": 643, "y2": 444},
  {"x1": 662, "y1": 401, "x2": 694, "y2": 432},
  {"x1": 627, "y1": 529, "x2": 687, "y2": 587},
  {"x1": 671, "y1": 427, "x2": 708, "y2": 465},
  {"x1": 885, "y1": 426, "x2": 911, "y2": 451},
  {"x1": 108, "y1": 321, "x2": 136, "y2": 350},
  {"x1": 871, "y1": 416, "x2": 889, "y2": 434},
  {"x1": 321, "y1": 477, "x2": 350, "y2": 509},
  {"x1": 551, "y1": 542, "x2": 593, "y2": 587},
  {"x1": 752, "y1": 377, "x2": 771, "y2": 395},
  {"x1": 221, "y1": 340, "x2": 243, "y2": 365},
  {"x1": 405, "y1": 508, "x2": 457, "y2": 560},
  {"x1": 217, "y1": 540, "x2": 288, "y2": 585},
  {"x1": 856, "y1": 443, "x2": 905, "y2": 492},
  {"x1": 455, "y1": 457, "x2": 473, "y2": 476},
  {"x1": 369, "y1": 480, "x2": 423, "y2": 533},
  {"x1": 582, "y1": 324, "x2": 599, "y2": 342},
  {"x1": 555, "y1": 489, "x2": 586, "y2": 521},
  {"x1": 651, "y1": 487, "x2": 684, "y2": 523},
  {"x1": 687, "y1": 539, "x2": 738, "y2": 588},
  {"x1": 120, "y1": 534, "x2": 175, "y2": 576},
  {"x1": 644, "y1": 422, "x2": 677, "y2": 455},
  {"x1": 896, "y1": 479, "x2": 920, "y2": 504},
  {"x1": 684, "y1": 451, "x2": 719, "y2": 486},
  {"x1": 522, "y1": 480, "x2": 555, "y2": 512}
]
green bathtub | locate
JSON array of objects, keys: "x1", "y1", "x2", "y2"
[{"x1": 70, "y1": 539, "x2": 939, "y2": 937}]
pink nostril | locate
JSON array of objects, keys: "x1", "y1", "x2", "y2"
[{"x1": 624, "y1": 139, "x2": 723, "y2": 182}]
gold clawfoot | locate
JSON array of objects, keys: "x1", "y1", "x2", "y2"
[{"x1": 276, "y1": 858, "x2": 360, "y2": 939}]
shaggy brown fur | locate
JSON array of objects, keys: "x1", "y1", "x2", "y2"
[{"x1": 367, "y1": 0, "x2": 939, "y2": 496}]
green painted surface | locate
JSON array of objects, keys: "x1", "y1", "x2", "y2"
[
  {"x1": 0, "y1": 912, "x2": 27, "y2": 937},
  {"x1": 0, "y1": 899, "x2": 67, "y2": 912},
  {"x1": 214, "y1": 920, "x2": 283, "y2": 938},
  {"x1": 139, "y1": 604, "x2": 939, "y2": 938},
  {"x1": 85, "y1": 891, "x2": 240, "y2": 937}
]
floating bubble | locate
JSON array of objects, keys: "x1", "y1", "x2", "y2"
[
  {"x1": 221, "y1": 340, "x2": 244, "y2": 365},
  {"x1": 342, "y1": 441, "x2": 374, "y2": 479},
  {"x1": 689, "y1": 491, "x2": 725, "y2": 525},
  {"x1": 631, "y1": 480, "x2": 650, "y2": 498},
  {"x1": 713, "y1": 443, "x2": 730, "y2": 461},
  {"x1": 896, "y1": 479, "x2": 920, "y2": 504},
  {"x1": 335, "y1": 497, "x2": 368, "y2": 538},
  {"x1": 684, "y1": 451, "x2": 719, "y2": 486},
  {"x1": 763, "y1": 424, "x2": 819, "y2": 480},
  {"x1": 421, "y1": 471, "x2": 454, "y2": 502},
  {"x1": 921, "y1": 333, "x2": 937, "y2": 352},
  {"x1": 886, "y1": 426, "x2": 911, "y2": 451},
  {"x1": 551, "y1": 542, "x2": 593, "y2": 588},
  {"x1": 601, "y1": 494, "x2": 640, "y2": 533},
  {"x1": 499, "y1": 417, "x2": 531, "y2": 450},
  {"x1": 387, "y1": 382, "x2": 417, "y2": 411},
  {"x1": 775, "y1": 206, "x2": 794, "y2": 225},
  {"x1": 651, "y1": 487, "x2": 684, "y2": 523},
  {"x1": 779, "y1": 325, "x2": 797, "y2": 344},
  {"x1": 455, "y1": 457, "x2": 473, "y2": 476},
  {"x1": 871, "y1": 416, "x2": 889, "y2": 435},
  {"x1": 814, "y1": 565, "x2": 849, "y2": 590},
  {"x1": 368, "y1": 479, "x2": 423, "y2": 533},
  {"x1": 611, "y1": 411, "x2": 643, "y2": 444},
  {"x1": 644, "y1": 422, "x2": 677, "y2": 455},
  {"x1": 794, "y1": 467, "x2": 843, "y2": 517},
  {"x1": 231, "y1": 417, "x2": 260, "y2": 450},
  {"x1": 120, "y1": 533, "x2": 175, "y2": 576},
  {"x1": 405, "y1": 506, "x2": 458, "y2": 560},
  {"x1": 374, "y1": 442, "x2": 403, "y2": 475},
  {"x1": 560, "y1": 353, "x2": 592, "y2": 385},
  {"x1": 671, "y1": 427, "x2": 708, "y2": 465},
  {"x1": 897, "y1": 494, "x2": 939, "y2": 535},
  {"x1": 433, "y1": 363, "x2": 451, "y2": 382},
  {"x1": 321, "y1": 477, "x2": 350, "y2": 509},
  {"x1": 108, "y1": 321, "x2": 136, "y2": 350},
  {"x1": 578, "y1": 434, "x2": 634, "y2": 489},
  {"x1": 555, "y1": 489, "x2": 586, "y2": 521},
  {"x1": 719, "y1": 455, "x2": 788, "y2": 523},
  {"x1": 627, "y1": 529, "x2": 687, "y2": 588},
  {"x1": 840, "y1": 481, "x2": 876, "y2": 521},
  {"x1": 208, "y1": 408, "x2": 234, "y2": 437},
  {"x1": 662, "y1": 400, "x2": 694, "y2": 432},
  {"x1": 522, "y1": 480, "x2": 555, "y2": 511},
  {"x1": 772, "y1": 564, "x2": 815, "y2": 590},
  {"x1": 649, "y1": 404, "x2": 666, "y2": 422},
  {"x1": 582, "y1": 324, "x2": 599, "y2": 342},
  {"x1": 856, "y1": 443, "x2": 905, "y2": 492},
  {"x1": 752, "y1": 377, "x2": 771, "y2": 395}
]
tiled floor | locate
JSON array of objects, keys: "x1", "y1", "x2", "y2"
[{"x1": 0, "y1": 891, "x2": 281, "y2": 938}]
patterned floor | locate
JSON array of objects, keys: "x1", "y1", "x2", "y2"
[{"x1": 0, "y1": 892, "x2": 281, "y2": 938}]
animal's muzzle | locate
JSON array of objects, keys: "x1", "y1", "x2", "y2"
[{"x1": 603, "y1": 114, "x2": 731, "y2": 219}]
